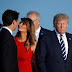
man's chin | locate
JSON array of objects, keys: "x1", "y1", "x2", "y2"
[{"x1": 59, "y1": 32, "x2": 65, "y2": 35}]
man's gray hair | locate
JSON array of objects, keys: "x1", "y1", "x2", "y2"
[
  {"x1": 53, "y1": 13, "x2": 69, "y2": 24},
  {"x1": 27, "y1": 11, "x2": 40, "y2": 19}
]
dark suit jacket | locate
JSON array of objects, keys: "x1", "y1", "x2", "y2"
[
  {"x1": 0, "y1": 28, "x2": 19, "y2": 72},
  {"x1": 32, "y1": 27, "x2": 50, "y2": 72},
  {"x1": 35, "y1": 30, "x2": 72, "y2": 72},
  {"x1": 39, "y1": 27, "x2": 50, "y2": 36}
]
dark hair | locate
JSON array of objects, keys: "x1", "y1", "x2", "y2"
[
  {"x1": 2, "y1": 9, "x2": 19, "y2": 26},
  {"x1": 16, "y1": 18, "x2": 35, "y2": 51}
]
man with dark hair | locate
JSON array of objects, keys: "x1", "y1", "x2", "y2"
[{"x1": 0, "y1": 9, "x2": 19, "y2": 72}]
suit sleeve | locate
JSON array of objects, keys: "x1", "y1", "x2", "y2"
[
  {"x1": 0, "y1": 38, "x2": 18, "y2": 72},
  {"x1": 35, "y1": 35, "x2": 47, "y2": 72}
]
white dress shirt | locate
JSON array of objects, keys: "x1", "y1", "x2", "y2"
[
  {"x1": 2, "y1": 26, "x2": 12, "y2": 35},
  {"x1": 55, "y1": 30, "x2": 68, "y2": 58},
  {"x1": 35, "y1": 26, "x2": 41, "y2": 42}
]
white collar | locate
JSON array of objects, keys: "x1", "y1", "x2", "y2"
[
  {"x1": 35, "y1": 26, "x2": 41, "y2": 33},
  {"x1": 55, "y1": 29, "x2": 66, "y2": 37},
  {"x1": 2, "y1": 26, "x2": 12, "y2": 35}
]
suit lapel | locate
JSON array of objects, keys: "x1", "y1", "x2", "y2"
[
  {"x1": 39, "y1": 27, "x2": 44, "y2": 36},
  {"x1": 52, "y1": 31, "x2": 72, "y2": 62},
  {"x1": 66, "y1": 33, "x2": 72, "y2": 62},
  {"x1": 52, "y1": 31, "x2": 65, "y2": 61}
]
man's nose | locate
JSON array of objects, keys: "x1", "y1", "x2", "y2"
[{"x1": 61, "y1": 23, "x2": 64, "y2": 28}]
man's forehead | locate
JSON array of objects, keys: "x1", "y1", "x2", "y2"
[{"x1": 28, "y1": 14, "x2": 36, "y2": 20}]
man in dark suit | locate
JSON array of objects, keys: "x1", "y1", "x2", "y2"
[
  {"x1": 0, "y1": 9, "x2": 19, "y2": 72},
  {"x1": 27, "y1": 11, "x2": 50, "y2": 72},
  {"x1": 27, "y1": 11, "x2": 49, "y2": 42},
  {"x1": 35, "y1": 13, "x2": 72, "y2": 72}
]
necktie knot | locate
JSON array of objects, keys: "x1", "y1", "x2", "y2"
[{"x1": 60, "y1": 35, "x2": 63, "y2": 37}]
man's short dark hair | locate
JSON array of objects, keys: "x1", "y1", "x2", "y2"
[{"x1": 2, "y1": 9, "x2": 19, "y2": 26}]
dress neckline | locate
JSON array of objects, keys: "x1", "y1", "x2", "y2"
[
  {"x1": 15, "y1": 37, "x2": 32, "y2": 54},
  {"x1": 16, "y1": 37, "x2": 26, "y2": 43}
]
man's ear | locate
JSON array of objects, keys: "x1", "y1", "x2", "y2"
[
  {"x1": 38, "y1": 19, "x2": 40, "y2": 25},
  {"x1": 39, "y1": 19, "x2": 40, "y2": 22}
]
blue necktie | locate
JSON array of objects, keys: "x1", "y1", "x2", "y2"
[{"x1": 60, "y1": 35, "x2": 66, "y2": 60}]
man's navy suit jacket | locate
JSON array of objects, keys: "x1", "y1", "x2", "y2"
[
  {"x1": 39, "y1": 27, "x2": 50, "y2": 37},
  {"x1": 35, "y1": 30, "x2": 72, "y2": 72},
  {"x1": 32, "y1": 27, "x2": 50, "y2": 72},
  {"x1": 0, "y1": 28, "x2": 19, "y2": 72}
]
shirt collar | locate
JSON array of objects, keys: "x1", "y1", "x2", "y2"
[
  {"x1": 55, "y1": 29, "x2": 66, "y2": 37},
  {"x1": 2, "y1": 26, "x2": 12, "y2": 35},
  {"x1": 35, "y1": 26, "x2": 41, "y2": 34}
]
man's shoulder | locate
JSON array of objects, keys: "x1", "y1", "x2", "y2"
[
  {"x1": 0, "y1": 28, "x2": 10, "y2": 36},
  {"x1": 66, "y1": 32, "x2": 72, "y2": 38},
  {"x1": 41, "y1": 27, "x2": 50, "y2": 31},
  {"x1": 0, "y1": 29, "x2": 12, "y2": 41},
  {"x1": 39, "y1": 27, "x2": 52, "y2": 38},
  {"x1": 40, "y1": 27, "x2": 51, "y2": 34}
]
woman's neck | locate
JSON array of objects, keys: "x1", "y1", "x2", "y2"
[{"x1": 18, "y1": 32, "x2": 27, "y2": 42}]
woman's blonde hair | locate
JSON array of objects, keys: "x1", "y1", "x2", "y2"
[{"x1": 16, "y1": 18, "x2": 35, "y2": 51}]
